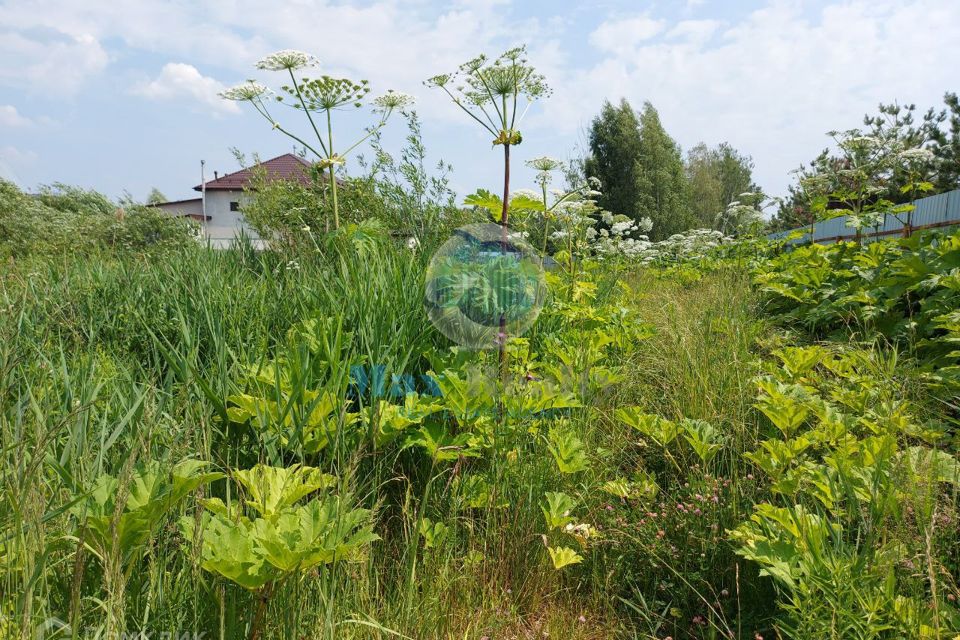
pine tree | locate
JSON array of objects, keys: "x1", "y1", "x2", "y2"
[
  {"x1": 634, "y1": 102, "x2": 692, "y2": 239},
  {"x1": 932, "y1": 92, "x2": 960, "y2": 191}
]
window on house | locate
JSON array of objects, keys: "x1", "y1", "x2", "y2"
[{"x1": 229, "y1": 201, "x2": 240, "y2": 211}]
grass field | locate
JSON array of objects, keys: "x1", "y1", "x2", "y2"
[{"x1": 2, "y1": 226, "x2": 958, "y2": 639}]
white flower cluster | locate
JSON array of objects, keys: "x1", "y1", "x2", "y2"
[
  {"x1": 525, "y1": 156, "x2": 563, "y2": 172},
  {"x1": 550, "y1": 204, "x2": 656, "y2": 260},
  {"x1": 219, "y1": 81, "x2": 271, "y2": 102},
  {"x1": 898, "y1": 147, "x2": 936, "y2": 164},
  {"x1": 633, "y1": 229, "x2": 733, "y2": 265},
  {"x1": 511, "y1": 188, "x2": 539, "y2": 201},
  {"x1": 256, "y1": 50, "x2": 319, "y2": 71},
  {"x1": 589, "y1": 216, "x2": 654, "y2": 260},
  {"x1": 373, "y1": 90, "x2": 416, "y2": 111}
]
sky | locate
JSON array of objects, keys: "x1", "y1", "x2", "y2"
[{"x1": 1, "y1": 0, "x2": 958, "y2": 206}]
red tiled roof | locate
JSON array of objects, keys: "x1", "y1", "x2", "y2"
[{"x1": 194, "y1": 153, "x2": 312, "y2": 191}]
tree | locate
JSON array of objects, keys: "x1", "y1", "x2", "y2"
[
  {"x1": 931, "y1": 92, "x2": 960, "y2": 191},
  {"x1": 634, "y1": 101, "x2": 692, "y2": 239},
  {"x1": 583, "y1": 99, "x2": 644, "y2": 221},
  {"x1": 685, "y1": 143, "x2": 722, "y2": 227},
  {"x1": 686, "y1": 142, "x2": 756, "y2": 227},
  {"x1": 146, "y1": 188, "x2": 167, "y2": 205}
]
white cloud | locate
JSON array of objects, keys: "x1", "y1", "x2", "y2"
[
  {"x1": 589, "y1": 16, "x2": 665, "y2": 56},
  {"x1": 0, "y1": 145, "x2": 38, "y2": 184},
  {"x1": 666, "y1": 19, "x2": 721, "y2": 43},
  {"x1": 0, "y1": 0, "x2": 539, "y2": 126},
  {"x1": 0, "y1": 0, "x2": 958, "y2": 201},
  {"x1": 0, "y1": 30, "x2": 107, "y2": 94},
  {"x1": 546, "y1": 0, "x2": 960, "y2": 198},
  {"x1": 134, "y1": 63, "x2": 240, "y2": 115},
  {"x1": 0, "y1": 105, "x2": 32, "y2": 127}
]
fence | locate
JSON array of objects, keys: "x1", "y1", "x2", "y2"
[{"x1": 766, "y1": 189, "x2": 960, "y2": 245}]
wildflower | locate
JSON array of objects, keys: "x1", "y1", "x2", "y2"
[
  {"x1": 405, "y1": 236, "x2": 420, "y2": 251},
  {"x1": 511, "y1": 188, "x2": 539, "y2": 201},
  {"x1": 301, "y1": 225, "x2": 310, "y2": 232},
  {"x1": 255, "y1": 49, "x2": 319, "y2": 71},
  {"x1": 898, "y1": 147, "x2": 935, "y2": 163},
  {"x1": 373, "y1": 90, "x2": 415, "y2": 111},
  {"x1": 577, "y1": 615, "x2": 586, "y2": 623},
  {"x1": 220, "y1": 81, "x2": 270, "y2": 101},
  {"x1": 525, "y1": 156, "x2": 563, "y2": 172}
]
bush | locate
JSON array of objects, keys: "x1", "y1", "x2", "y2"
[{"x1": 0, "y1": 179, "x2": 198, "y2": 258}]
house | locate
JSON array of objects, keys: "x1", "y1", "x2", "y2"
[{"x1": 152, "y1": 153, "x2": 313, "y2": 247}]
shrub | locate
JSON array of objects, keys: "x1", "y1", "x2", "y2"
[{"x1": 0, "y1": 178, "x2": 197, "y2": 258}]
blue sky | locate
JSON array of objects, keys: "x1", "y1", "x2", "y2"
[{"x1": 1, "y1": 0, "x2": 958, "y2": 208}]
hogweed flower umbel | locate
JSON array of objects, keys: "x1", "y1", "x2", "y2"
[
  {"x1": 219, "y1": 81, "x2": 270, "y2": 102},
  {"x1": 373, "y1": 90, "x2": 415, "y2": 112},
  {"x1": 526, "y1": 156, "x2": 563, "y2": 172},
  {"x1": 255, "y1": 49, "x2": 319, "y2": 71}
]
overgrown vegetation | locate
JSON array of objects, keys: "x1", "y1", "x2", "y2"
[{"x1": 1, "y1": 46, "x2": 958, "y2": 640}]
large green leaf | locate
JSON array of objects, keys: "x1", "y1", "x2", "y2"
[
  {"x1": 75, "y1": 459, "x2": 221, "y2": 563},
  {"x1": 233, "y1": 464, "x2": 337, "y2": 519}
]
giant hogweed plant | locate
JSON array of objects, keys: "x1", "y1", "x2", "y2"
[
  {"x1": 181, "y1": 464, "x2": 377, "y2": 640},
  {"x1": 426, "y1": 46, "x2": 550, "y2": 379},
  {"x1": 754, "y1": 228, "x2": 960, "y2": 392},
  {"x1": 730, "y1": 345, "x2": 960, "y2": 637},
  {"x1": 799, "y1": 127, "x2": 936, "y2": 237},
  {"x1": 221, "y1": 50, "x2": 412, "y2": 231},
  {"x1": 426, "y1": 46, "x2": 549, "y2": 230},
  {"x1": 71, "y1": 459, "x2": 222, "y2": 633}
]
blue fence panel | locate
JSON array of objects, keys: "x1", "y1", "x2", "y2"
[
  {"x1": 768, "y1": 189, "x2": 960, "y2": 245},
  {"x1": 949, "y1": 190, "x2": 960, "y2": 221}
]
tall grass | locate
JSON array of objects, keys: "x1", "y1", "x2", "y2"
[
  {"x1": 1, "y1": 240, "x2": 627, "y2": 638},
  {"x1": 4, "y1": 238, "x2": 955, "y2": 639}
]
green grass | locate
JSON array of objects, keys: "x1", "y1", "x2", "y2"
[{"x1": 1, "y1": 236, "x2": 957, "y2": 640}]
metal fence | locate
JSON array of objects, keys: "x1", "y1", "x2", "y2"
[{"x1": 766, "y1": 189, "x2": 960, "y2": 245}]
